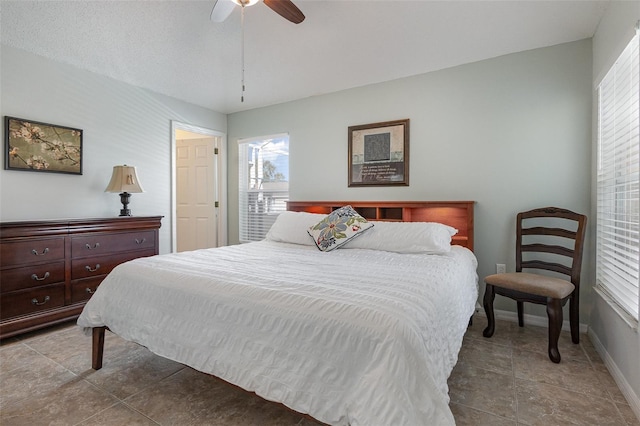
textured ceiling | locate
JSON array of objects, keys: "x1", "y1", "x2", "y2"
[{"x1": 1, "y1": 0, "x2": 608, "y2": 114}]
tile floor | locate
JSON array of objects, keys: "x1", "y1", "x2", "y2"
[{"x1": 1, "y1": 315, "x2": 638, "y2": 426}]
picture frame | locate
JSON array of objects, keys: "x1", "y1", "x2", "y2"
[
  {"x1": 348, "y1": 118, "x2": 409, "y2": 187},
  {"x1": 5, "y1": 116, "x2": 83, "y2": 175}
]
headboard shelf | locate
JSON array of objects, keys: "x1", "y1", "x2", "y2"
[{"x1": 286, "y1": 201, "x2": 475, "y2": 251}]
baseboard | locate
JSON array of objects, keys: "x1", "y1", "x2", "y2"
[
  {"x1": 588, "y1": 329, "x2": 640, "y2": 421},
  {"x1": 485, "y1": 308, "x2": 589, "y2": 334}
]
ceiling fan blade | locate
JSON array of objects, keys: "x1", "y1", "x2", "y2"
[
  {"x1": 210, "y1": 0, "x2": 236, "y2": 23},
  {"x1": 263, "y1": 0, "x2": 305, "y2": 24}
]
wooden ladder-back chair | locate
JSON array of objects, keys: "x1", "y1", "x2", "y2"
[{"x1": 482, "y1": 207, "x2": 587, "y2": 363}]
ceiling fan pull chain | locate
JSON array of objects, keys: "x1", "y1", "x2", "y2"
[{"x1": 241, "y1": 5, "x2": 245, "y2": 103}]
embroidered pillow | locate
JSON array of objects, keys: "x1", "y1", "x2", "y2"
[{"x1": 308, "y1": 205, "x2": 374, "y2": 252}]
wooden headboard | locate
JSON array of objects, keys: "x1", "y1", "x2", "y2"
[{"x1": 287, "y1": 201, "x2": 475, "y2": 251}]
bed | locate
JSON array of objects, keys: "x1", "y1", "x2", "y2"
[{"x1": 78, "y1": 201, "x2": 477, "y2": 425}]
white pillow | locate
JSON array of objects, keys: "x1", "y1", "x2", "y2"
[
  {"x1": 265, "y1": 211, "x2": 327, "y2": 246},
  {"x1": 341, "y1": 221, "x2": 457, "y2": 253}
]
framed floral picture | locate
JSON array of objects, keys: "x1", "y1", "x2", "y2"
[{"x1": 5, "y1": 116, "x2": 83, "y2": 175}]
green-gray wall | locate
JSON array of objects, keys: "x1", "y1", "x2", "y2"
[{"x1": 228, "y1": 39, "x2": 593, "y2": 324}]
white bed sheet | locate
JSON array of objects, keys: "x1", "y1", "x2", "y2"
[{"x1": 77, "y1": 241, "x2": 478, "y2": 425}]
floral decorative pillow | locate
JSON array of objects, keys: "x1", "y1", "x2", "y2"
[{"x1": 308, "y1": 205, "x2": 374, "y2": 252}]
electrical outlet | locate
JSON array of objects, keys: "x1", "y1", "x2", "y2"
[{"x1": 496, "y1": 263, "x2": 506, "y2": 274}]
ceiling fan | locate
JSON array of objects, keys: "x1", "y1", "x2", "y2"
[
  {"x1": 210, "y1": 0, "x2": 305, "y2": 24},
  {"x1": 211, "y1": 0, "x2": 305, "y2": 103}
]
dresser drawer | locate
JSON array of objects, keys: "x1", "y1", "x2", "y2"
[
  {"x1": 0, "y1": 261, "x2": 65, "y2": 293},
  {"x1": 70, "y1": 277, "x2": 103, "y2": 304},
  {"x1": 71, "y1": 230, "x2": 156, "y2": 259},
  {"x1": 0, "y1": 238, "x2": 65, "y2": 267},
  {"x1": 71, "y1": 249, "x2": 156, "y2": 280},
  {"x1": 0, "y1": 284, "x2": 65, "y2": 320}
]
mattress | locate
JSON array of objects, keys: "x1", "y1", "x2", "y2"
[{"x1": 77, "y1": 240, "x2": 478, "y2": 425}]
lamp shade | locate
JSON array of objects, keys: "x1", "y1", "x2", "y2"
[{"x1": 105, "y1": 165, "x2": 144, "y2": 193}]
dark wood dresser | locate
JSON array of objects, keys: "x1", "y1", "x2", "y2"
[{"x1": 0, "y1": 216, "x2": 162, "y2": 339}]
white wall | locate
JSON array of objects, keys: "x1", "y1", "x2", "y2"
[
  {"x1": 590, "y1": 0, "x2": 640, "y2": 414},
  {"x1": 228, "y1": 39, "x2": 593, "y2": 320},
  {"x1": 0, "y1": 45, "x2": 227, "y2": 254}
]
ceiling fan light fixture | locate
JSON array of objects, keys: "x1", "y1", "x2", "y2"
[
  {"x1": 211, "y1": 0, "x2": 305, "y2": 24},
  {"x1": 232, "y1": 0, "x2": 259, "y2": 7}
]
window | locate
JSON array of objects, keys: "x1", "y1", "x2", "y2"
[
  {"x1": 238, "y1": 134, "x2": 289, "y2": 242},
  {"x1": 596, "y1": 31, "x2": 640, "y2": 324}
]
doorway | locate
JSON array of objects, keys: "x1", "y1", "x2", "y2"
[{"x1": 171, "y1": 121, "x2": 227, "y2": 252}]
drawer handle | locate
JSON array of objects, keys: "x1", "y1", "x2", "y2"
[
  {"x1": 135, "y1": 238, "x2": 146, "y2": 245},
  {"x1": 85, "y1": 264, "x2": 101, "y2": 272},
  {"x1": 31, "y1": 296, "x2": 50, "y2": 306},
  {"x1": 85, "y1": 287, "x2": 96, "y2": 294},
  {"x1": 31, "y1": 272, "x2": 51, "y2": 281},
  {"x1": 31, "y1": 248, "x2": 49, "y2": 256},
  {"x1": 85, "y1": 243, "x2": 100, "y2": 250}
]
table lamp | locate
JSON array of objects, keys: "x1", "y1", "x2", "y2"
[{"x1": 105, "y1": 165, "x2": 144, "y2": 216}]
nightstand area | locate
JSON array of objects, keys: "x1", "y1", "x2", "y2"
[{"x1": 0, "y1": 216, "x2": 162, "y2": 339}]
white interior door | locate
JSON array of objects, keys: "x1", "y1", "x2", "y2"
[{"x1": 176, "y1": 136, "x2": 219, "y2": 252}]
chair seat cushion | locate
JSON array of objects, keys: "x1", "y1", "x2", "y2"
[{"x1": 485, "y1": 272, "x2": 575, "y2": 299}]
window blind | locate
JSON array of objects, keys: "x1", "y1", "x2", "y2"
[
  {"x1": 238, "y1": 134, "x2": 289, "y2": 243},
  {"x1": 596, "y1": 31, "x2": 640, "y2": 322}
]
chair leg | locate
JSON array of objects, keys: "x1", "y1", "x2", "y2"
[
  {"x1": 517, "y1": 301, "x2": 524, "y2": 327},
  {"x1": 546, "y1": 298, "x2": 563, "y2": 363},
  {"x1": 483, "y1": 284, "x2": 496, "y2": 338},
  {"x1": 569, "y1": 294, "x2": 579, "y2": 344}
]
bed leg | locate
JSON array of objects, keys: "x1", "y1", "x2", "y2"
[{"x1": 92, "y1": 327, "x2": 106, "y2": 370}]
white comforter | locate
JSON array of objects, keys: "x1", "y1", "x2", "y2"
[{"x1": 77, "y1": 241, "x2": 478, "y2": 425}]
